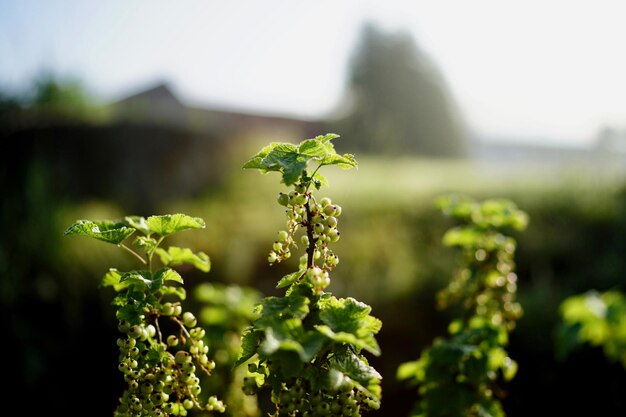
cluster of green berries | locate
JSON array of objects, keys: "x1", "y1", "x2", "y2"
[
  {"x1": 269, "y1": 187, "x2": 342, "y2": 288},
  {"x1": 244, "y1": 364, "x2": 379, "y2": 417},
  {"x1": 270, "y1": 380, "x2": 379, "y2": 417},
  {"x1": 439, "y1": 234, "x2": 522, "y2": 331},
  {"x1": 113, "y1": 305, "x2": 224, "y2": 416}
]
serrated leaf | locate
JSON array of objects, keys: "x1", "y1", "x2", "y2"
[
  {"x1": 315, "y1": 325, "x2": 381, "y2": 356},
  {"x1": 155, "y1": 246, "x2": 211, "y2": 272},
  {"x1": 64, "y1": 219, "x2": 135, "y2": 244},
  {"x1": 298, "y1": 139, "x2": 329, "y2": 159},
  {"x1": 133, "y1": 236, "x2": 157, "y2": 252},
  {"x1": 260, "y1": 327, "x2": 323, "y2": 363},
  {"x1": 145, "y1": 214, "x2": 205, "y2": 237},
  {"x1": 330, "y1": 347, "x2": 382, "y2": 397},
  {"x1": 242, "y1": 143, "x2": 278, "y2": 170},
  {"x1": 312, "y1": 172, "x2": 328, "y2": 188},
  {"x1": 317, "y1": 296, "x2": 381, "y2": 355},
  {"x1": 235, "y1": 328, "x2": 261, "y2": 367},
  {"x1": 116, "y1": 303, "x2": 144, "y2": 324},
  {"x1": 125, "y1": 216, "x2": 151, "y2": 234},
  {"x1": 101, "y1": 268, "x2": 129, "y2": 292},
  {"x1": 242, "y1": 134, "x2": 356, "y2": 186},
  {"x1": 276, "y1": 270, "x2": 304, "y2": 289},
  {"x1": 120, "y1": 271, "x2": 151, "y2": 289},
  {"x1": 320, "y1": 153, "x2": 358, "y2": 169},
  {"x1": 159, "y1": 286, "x2": 187, "y2": 300},
  {"x1": 152, "y1": 268, "x2": 183, "y2": 292},
  {"x1": 257, "y1": 294, "x2": 310, "y2": 326},
  {"x1": 316, "y1": 133, "x2": 340, "y2": 143}
]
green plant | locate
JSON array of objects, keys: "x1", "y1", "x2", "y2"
[
  {"x1": 193, "y1": 282, "x2": 263, "y2": 417},
  {"x1": 64, "y1": 214, "x2": 226, "y2": 416},
  {"x1": 398, "y1": 194, "x2": 528, "y2": 417},
  {"x1": 236, "y1": 134, "x2": 382, "y2": 417},
  {"x1": 556, "y1": 289, "x2": 626, "y2": 367}
]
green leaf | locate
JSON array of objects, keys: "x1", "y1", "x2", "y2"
[
  {"x1": 101, "y1": 268, "x2": 129, "y2": 292},
  {"x1": 133, "y1": 236, "x2": 157, "y2": 252},
  {"x1": 155, "y1": 246, "x2": 211, "y2": 272},
  {"x1": 330, "y1": 347, "x2": 382, "y2": 398},
  {"x1": 116, "y1": 303, "x2": 144, "y2": 324},
  {"x1": 119, "y1": 271, "x2": 152, "y2": 289},
  {"x1": 298, "y1": 138, "x2": 329, "y2": 159},
  {"x1": 276, "y1": 270, "x2": 304, "y2": 289},
  {"x1": 257, "y1": 294, "x2": 310, "y2": 326},
  {"x1": 64, "y1": 219, "x2": 135, "y2": 244},
  {"x1": 397, "y1": 359, "x2": 424, "y2": 381},
  {"x1": 159, "y1": 286, "x2": 186, "y2": 300},
  {"x1": 317, "y1": 296, "x2": 382, "y2": 355},
  {"x1": 145, "y1": 214, "x2": 205, "y2": 237},
  {"x1": 235, "y1": 328, "x2": 261, "y2": 367},
  {"x1": 125, "y1": 216, "x2": 151, "y2": 234},
  {"x1": 312, "y1": 172, "x2": 329, "y2": 188},
  {"x1": 315, "y1": 325, "x2": 380, "y2": 356},
  {"x1": 242, "y1": 143, "x2": 282, "y2": 171},
  {"x1": 242, "y1": 134, "x2": 357, "y2": 186},
  {"x1": 152, "y1": 268, "x2": 183, "y2": 291},
  {"x1": 320, "y1": 152, "x2": 358, "y2": 169}
]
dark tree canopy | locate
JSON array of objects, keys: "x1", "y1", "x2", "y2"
[{"x1": 330, "y1": 23, "x2": 469, "y2": 157}]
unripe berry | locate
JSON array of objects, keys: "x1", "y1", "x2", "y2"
[
  {"x1": 320, "y1": 197, "x2": 332, "y2": 207},
  {"x1": 325, "y1": 216, "x2": 338, "y2": 228},
  {"x1": 118, "y1": 321, "x2": 130, "y2": 333},
  {"x1": 277, "y1": 192, "x2": 289, "y2": 206},
  {"x1": 167, "y1": 335, "x2": 179, "y2": 347},
  {"x1": 183, "y1": 399, "x2": 194, "y2": 410},
  {"x1": 190, "y1": 384, "x2": 201, "y2": 396},
  {"x1": 141, "y1": 382, "x2": 154, "y2": 395},
  {"x1": 175, "y1": 351, "x2": 192, "y2": 365},
  {"x1": 327, "y1": 227, "x2": 340, "y2": 242},
  {"x1": 277, "y1": 230, "x2": 289, "y2": 242},
  {"x1": 173, "y1": 304, "x2": 182, "y2": 316},
  {"x1": 127, "y1": 325, "x2": 143, "y2": 339},
  {"x1": 268, "y1": 251, "x2": 278, "y2": 263},
  {"x1": 190, "y1": 327, "x2": 205, "y2": 340},
  {"x1": 161, "y1": 302, "x2": 174, "y2": 316},
  {"x1": 323, "y1": 204, "x2": 336, "y2": 216},
  {"x1": 183, "y1": 312, "x2": 197, "y2": 328}
]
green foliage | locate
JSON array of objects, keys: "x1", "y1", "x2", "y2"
[
  {"x1": 193, "y1": 282, "x2": 264, "y2": 417},
  {"x1": 398, "y1": 194, "x2": 528, "y2": 417},
  {"x1": 238, "y1": 134, "x2": 382, "y2": 416},
  {"x1": 64, "y1": 214, "x2": 226, "y2": 416},
  {"x1": 556, "y1": 289, "x2": 626, "y2": 367}
]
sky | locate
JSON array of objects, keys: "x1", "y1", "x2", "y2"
[{"x1": 2, "y1": 0, "x2": 626, "y2": 147}]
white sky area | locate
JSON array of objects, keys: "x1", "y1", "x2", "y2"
[{"x1": 2, "y1": 0, "x2": 626, "y2": 146}]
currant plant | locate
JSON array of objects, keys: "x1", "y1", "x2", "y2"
[
  {"x1": 236, "y1": 133, "x2": 383, "y2": 417},
  {"x1": 193, "y1": 282, "x2": 264, "y2": 417},
  {"x1": 556, "y1": 289, "x2": 626, "y2": 368},
  {"x1": 64, "y1": 214, "x2": 226, "y2": 416},
  {"x1": 397, "y1": 194, "x2": 528, "y2": 417}
]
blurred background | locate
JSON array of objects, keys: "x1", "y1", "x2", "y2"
[{"x1": 3, "y1": 1, "x2": 626, "y2": 416}]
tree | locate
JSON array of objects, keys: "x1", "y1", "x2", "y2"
[{"x1": 330, "y1": 23, "x2": 468, "y2": 157}]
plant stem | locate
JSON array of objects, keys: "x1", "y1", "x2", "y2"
[
  {"x1": 304, "y1": 197, "x2": 316, "y2": 268},
  {"x1": 119, "y1": 243, "x2": 147, "y2": 265}
]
